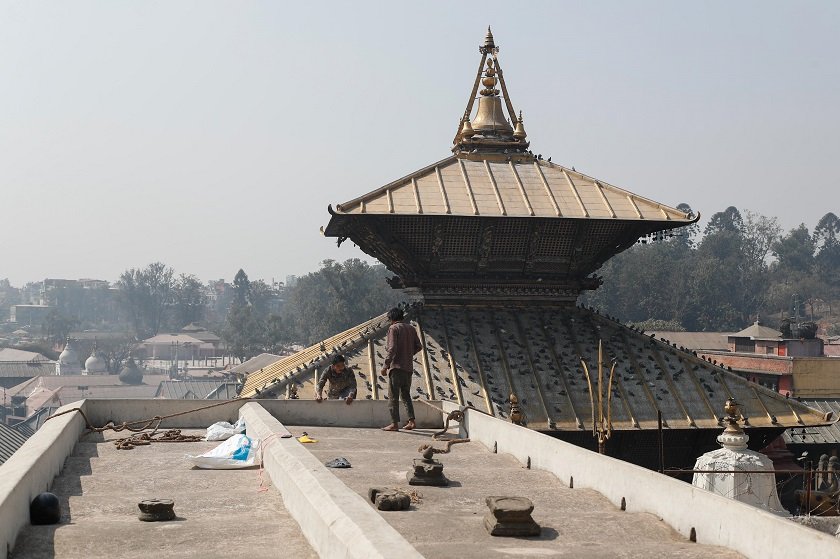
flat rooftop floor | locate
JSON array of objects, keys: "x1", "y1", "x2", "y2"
[
  {"x1": 292, "y1": 424, "x2": 743, "y2": 559},
  {"x1": 13, "y1": 430, "x2": 317, "y2": 559}
]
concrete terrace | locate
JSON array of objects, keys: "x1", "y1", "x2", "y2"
[
  {"x1": 294, "y1": 424, "x2": 740, "y2": 559},
  {"x1": 2, "y1": 399, "x2": 839, "y2": 559},
  {"x1": 12, "y1": 429, "x2": 317, "y2": 559}
]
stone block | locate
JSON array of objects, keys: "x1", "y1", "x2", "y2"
[
  {"x1": 368, "y1": 487, "x2": 411, "y2": 511},
  {"x1": 407, "y1": 458, "x2": 449, "y2": 486},
  {"x1": 484, "y1": 496, "x2": 541, "y2": 537}
]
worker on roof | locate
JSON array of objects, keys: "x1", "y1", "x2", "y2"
[
  {"x1": 315, "y1": 354, "x2": 356, "y2": 404},
  {"x1": 381, "y1": 307, "x2": 422, "y2": 431}
]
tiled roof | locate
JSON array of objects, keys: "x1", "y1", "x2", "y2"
[
  {"x1": 0, "y1": 361, "x2": 56, "y2": 378},
  {"x1": 0, "y1": 348, "x2": 51, "y2": 361},
  {"x1": 783, "y1": 399, "x2": 840, "y2": 445},
  {"x1": 155, "y1": 379, "x2": 240, "y2": 400},
  {"x1": 229, "y1": 353, "x2": 282, "y2": 376},
  {"x1": 240, "y1": 313, "x2": 391, "y2": 398},
  {"x1": 730, "y1": 322, "x2": 782, "y2": 340},
  {"x1": 242, "y1": 304, "x2": 827, "y2": 431},
  {"x1": 8, "y1": 374, "x2": 171, "y2": 403},
  {"x1": 141, "y1": 333, "x2": 209, "y2": 345},
  {"x1": 334, "y1": 156, "x2": 693, "y2": 222},
  {"x1": 649, "y1": 332, "x2": 733, "y2": 351},
  {"x1": 0, "y1": 422, "x2": 29, "y2": 465}
]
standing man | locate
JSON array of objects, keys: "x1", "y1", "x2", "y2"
[
  {"x1": 315, "y1": 354, "x2": 356, "y2": 404},
  {"x1": 381, "y1": 307, "x2": 422, "y2": 431}
]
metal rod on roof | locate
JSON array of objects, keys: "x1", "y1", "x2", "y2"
[{"x1": 658, "y1": 410, "x2": 665, "y2": 474}]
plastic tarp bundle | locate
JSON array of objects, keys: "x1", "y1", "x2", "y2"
[
  {"x1": 186, "y1": 434, "x2": 261, "y2": 469},
  {"x1": 204, "y1": 418, "x2": 246, "y2": 441}
]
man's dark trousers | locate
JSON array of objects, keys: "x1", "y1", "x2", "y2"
[{"x1": 388, "y1": 369, "x2": 415, "y2": 424}]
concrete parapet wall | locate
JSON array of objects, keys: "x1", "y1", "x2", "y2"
[
  {"x1": 238, "y1": 402, "x2": 422, "y2": 559},
  {"x1": 258, "y1": 398, "x2": 444, "y2": 429},
  {"x1": 0, "y1": 402, "x2": 88, "y2": 559},
  {"x1": 82, "y1": 398, "x2": 245, "y2": 428},
  {"x1": 444, "y1": 402, "x2": 840, "y2": 559},
  {"x1": 78, "y1": 398, "x2": 443, "y2": 430}
]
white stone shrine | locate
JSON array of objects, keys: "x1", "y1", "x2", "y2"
[{"x1": 692, "y1": 398, "x2": 789, "y2": 516}]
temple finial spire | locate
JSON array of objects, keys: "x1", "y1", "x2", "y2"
[
  {"x1": 484, "y1": 26, "x2": 495, "y2": 50},
  {"x1": 454, "y1": 28, "x2": 529, "y2": 160}
]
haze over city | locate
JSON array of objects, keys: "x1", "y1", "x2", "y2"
[{"x1": 2, "y1": 0, "x2": 838, "y2": 285}]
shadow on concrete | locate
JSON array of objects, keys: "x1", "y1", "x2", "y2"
[{"x1": 536, "y1": 527, "x2": 560, "y2": 541}]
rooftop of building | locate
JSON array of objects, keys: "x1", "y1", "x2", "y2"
[
  {"x1": 240, "y1": 304, "x2": 830, "y2": 438},
  {"x1": 649, "y1": 331, "x2": 734, "y2": 352},
  {"x1": 0, "y1": 348, "x2": 51, "y2": 362},
  {"x1": 10, "y1": 429, "x2": 317, "y2": 559},
  {"x1": 1, "y1": 398, "x2": 838, "y2": 559}
]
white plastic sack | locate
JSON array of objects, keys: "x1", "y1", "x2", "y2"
[
  {"x1": 186, "y1": 434, "x2": 261, "y2": 469},
  {"x1": 204, "y1": 418, "x2": 246, "y2": 441}
]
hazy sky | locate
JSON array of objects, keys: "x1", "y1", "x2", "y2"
[{"x1": 2, "y1": 1, "x2": 838, "y2": 286}]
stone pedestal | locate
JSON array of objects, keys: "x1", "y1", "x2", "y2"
[
  {"x1": 407, "y1": 458, "x2": 449, "y2": 486},
  {"x1": 484, "y1": 496, "x2": 541, "y2": 537},
  {"x1": 368, "y1": 487, "x2": 411, "y2": 511},
  {"x1": 138, "y1": 499, "x2": 175, "y2": 521}
]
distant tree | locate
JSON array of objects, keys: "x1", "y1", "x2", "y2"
[
  {"x1": 704, "y1": 206, "x2": 744, "y2": 235},
  {"x1": 772, "y1": 224, "x2": 815, "y2": 274},
  {"x1": 250, "y1": 279, "x2": 279, "y2": 319},
  {"x1": 91, "y1": 335, "x2": 139, "y2": 374},
  {"x1": 41, "y1": 310, "x2": 78, "y2": 345},
  {"x1": 814, "y1": 212, "x2": 840, "y2": 276},
  {"x1": 223, "y1": 304, "x2": 259, "y2": 362},
  {"x1": 116, "y1": 262, "x2": 175, "y2": 338},
  {"x1": 232, "y1": 269, "x2": 250, "y2": 308},
  {"x1": 170, "y1": 274, "x2": 208, "y2": 329},
  {"x1": 259, "y1": 314, "x2": 288, "y2": 355},
  {"x1": 283, "y1": 259, "x2": 401, "y2": 344}
]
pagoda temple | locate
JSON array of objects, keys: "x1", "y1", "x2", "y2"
[{"x1": 242, "y1": 30, "x2": 830, "y2": 469}]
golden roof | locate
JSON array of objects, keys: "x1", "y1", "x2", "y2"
[
  {"x1": 241, "y1": 303, "x2": 830, "y2": 431},
  {"x1": 333, "y1": 156, "x2": 692, "y2": 222}
]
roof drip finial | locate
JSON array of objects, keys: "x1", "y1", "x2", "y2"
[{"x1": 514, "y1": 110, "x2": 527, "y2": 140}]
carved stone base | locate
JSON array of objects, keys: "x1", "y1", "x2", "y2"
[
  {"x1": 407, "y1": 458, "x2": 449, "y2": 486},
  {"x1": 484, "y1": 496, "x2": 541, "y2": 537},
  {"x1": 368, "y1": 487, "x2": 411, "y2": 511},
  {"x1": 138, "y1": 499, "x2": 175, "y2": 522}
]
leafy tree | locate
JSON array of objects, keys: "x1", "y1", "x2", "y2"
[
  {"x1": 171, "y1": 274, "x2": 208, "y2": 329},
  {"x1": 232, "y1": 269, "x2": 250, "y2": 308},
  {"x1": 41, "y1": 310, "x2": 78, "y2": 344},
  {"x1": 283, "y1": 259, "x2": 401, "y2": 344},
  {"x1": 814, "y1": 212, "x2": 840, "y2": 277},
  {"x1": 223, "y1": 304, "x2": 259, "y2": 362},
  {"x1": 116, "y1": 262, "x2": 175, "y2": 338},
  {"x1": 772, "y1": 224, "x2": 815, "y2": 274}
]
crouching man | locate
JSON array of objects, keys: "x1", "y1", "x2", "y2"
[{"x1": 315, "y1": 354, "x2": 356, "y2": 405}]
